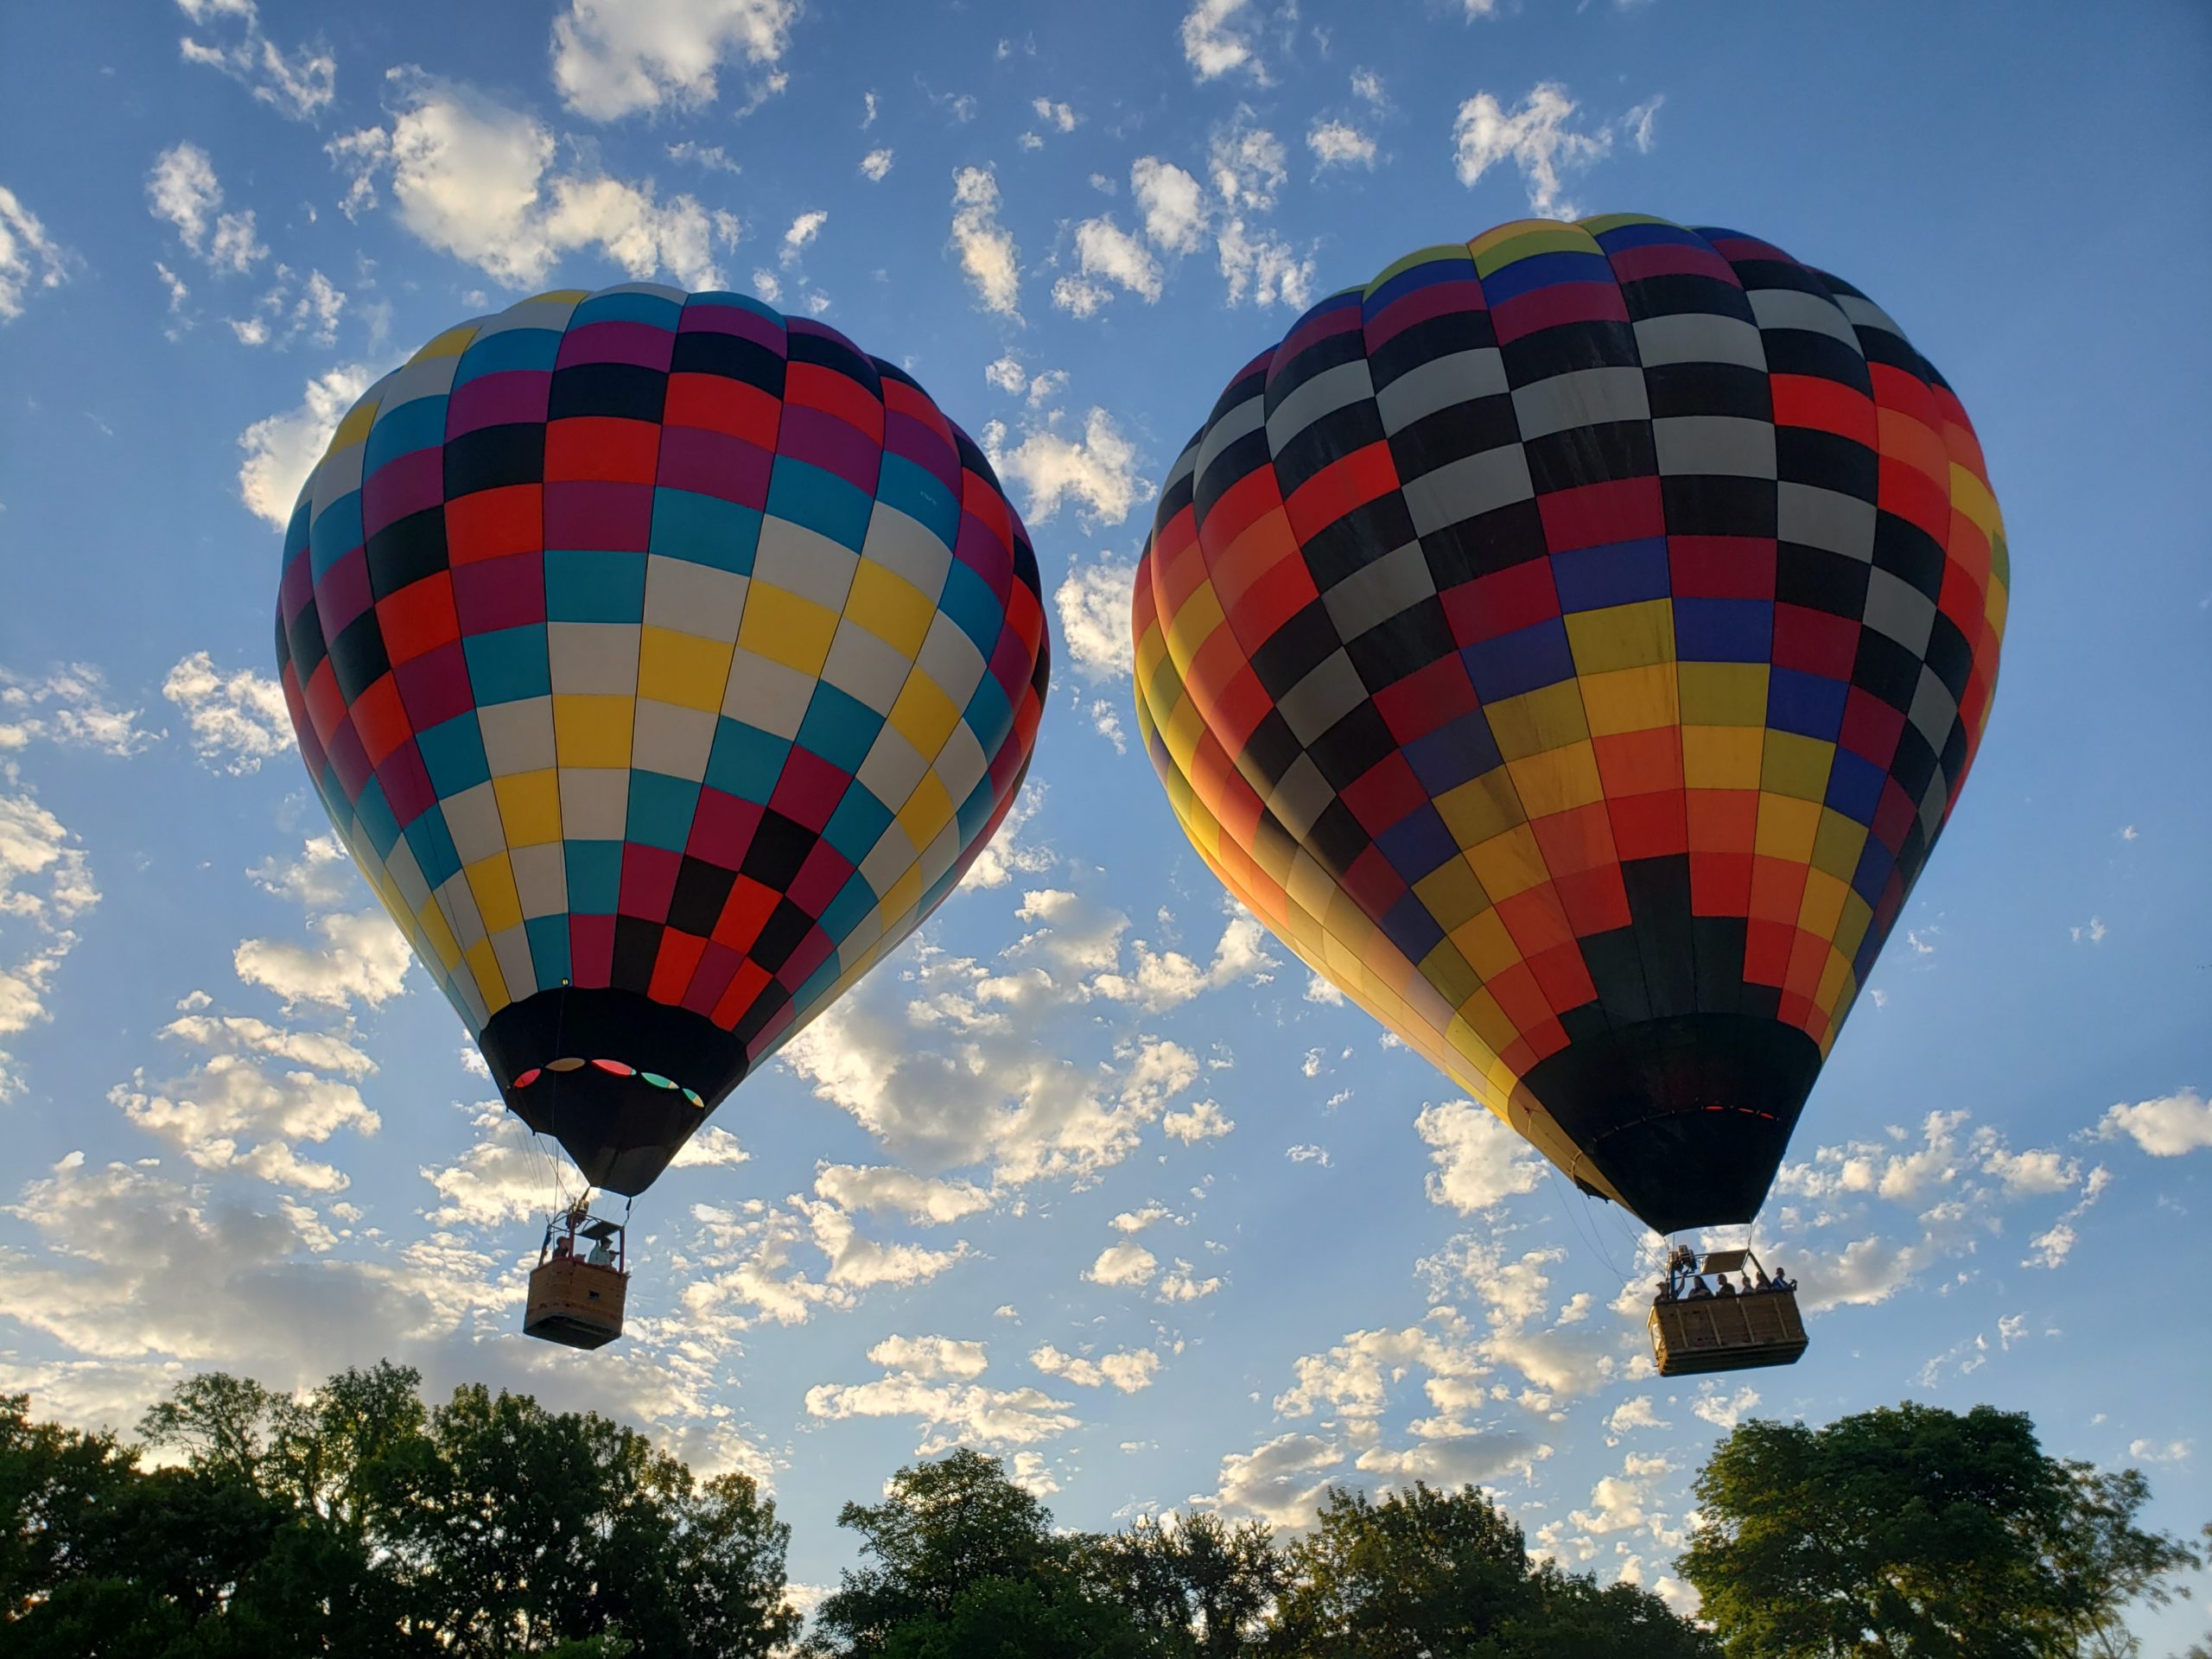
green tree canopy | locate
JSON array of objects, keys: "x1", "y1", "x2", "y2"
[{"x1": 1679, "y1": 1401, "x2": 2203, "y2": 1658}]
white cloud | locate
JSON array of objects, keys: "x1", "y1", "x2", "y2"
[
  {"x1": 666, "y1": 140, "x2": 742, "y2": 175},
  {"x1": 550, "y1": 0, "x2": 799, "y2": 120},
  {"x1": 868, "y1": 1333, "x2": 989, "y2": 1381},
  {"x1": 162, "y1": 652, "x2": 290, "y2": 771},
  {"x1": 1209, "y1": 114, "x2": 1287, "y2": 211},
  {"x1": 0, "y1": 791, "x2": 99, "y2": 1094},
  {"x1": 780, "y1": 208, "x2": 827, "y2": 266},
  {"x1": 0, "y1": 186, "x2": 71, "y2": 321},
  {"x1": 1608, "y1": 1395, "x2": 1668, "y2": 1434},
  {"x1": 985, "y1": 355, "x2": 1028, "y2": 395},
  {"x1": 2128, "y1": 1438, "x2": 2192, "y2": 1465},
  {"x1": 1355, "y1": 1427, "x2": 1546, "y2": 1491},
  {"x1": 1304, "y1": 973, "x2": 1345, "y2": 1006},
  {"x1": 1130, "y1": 157, "x2": 1209, "y2": 255},
  {"x1": 812, "y1": 1163, "x2": 991, "y2": 1225},
  {"x1": 1285, "y1": 1143, "x2": 1331, "y2": 1166},
  {"x1": 0, "y1": 667, "x2": 158, "y2": 758},
  {"x1": 1195, "y1": 1432, "x2": 1340, "y2": 1529},
  {"x1": 2094, "y1": 1089, "x2": 2212, "y2": 1157},
  {"x1": 796, "y1": 1197, "x2": 971, "y2": 1290},
  {"x1": 1055, "y1": 217, "x2": 1162, "y2": 314},
  {"x1": 1031, "y1": 97, "x2": 1079, "y2": 133},
  {"x1": 112, "y1": 1052, "x2": 379, "y2": 1189},
  {"x1": 236, "y1": 364, "x2": 375, "y2": 529},
  {"x1": 1452, "y1": 81, "x2": 1612, "y2": 219},
  {"x1": 949, "y1": 165, "x2": 1020, "y2": 317},
  {"x1": 162, "y1": 1013, "x2": 376, "y2": 1080},
  {"x1": 860, "y1": 147, "x2": 894, "y2": 181},
  {"x1": 1217, "y1": 218, "x2": 1314, "y2": 309},
  {"x1": 1180, "y1": 0, "x2": 1266, "y2": 84},
  {"x1": 2070, "y1": 916, "x2": 2107, "y2": 944},
  {"x1": 1090, "y1": 912, "x2": 1274, "y2": 1012},
  {"x1": 1350, "y1": 68, "x2": 1385, "y2": 105},
  {"x1": 984, "y1": 408, "x2": 1153, "y2": 526},
  {"x1": 1417, "y1": 1100, "x2": 1544, "y2": 1214},
  {"x1": 959, "y1": 781, "x2": 1053, "y2": 891},
  {"x1": 750, "y1": 268, "x2": 782, "y2": 303},
  {"x1": 781, "y1": 943, "x2": 1198, "y2": 1191},
  {"x1": 1623, "y1": 94, "x2": 1663, "y2": 154},
  {"x1": 148, "y1": 143, "x2": 264, "y2": 274},
  {"x1": 1307, "y1": 120, "x2": 1376, "y2": 169},
  {"x1": 327, "y1": 73, "x2": 726, "y2": 289},
  {"x1": 1156, "y1": 1262, "x2": 1223, "y2": 1301},
  {"x1": 1048, "y1": 562, "x2": 1141, "y2": 685},
  {"x1": 234, "y1": 908, "x2": 412, "y2": 1012},
  {"x1": 421, "y1": 1107, "x2": 554, "y2": 1227},
  {"x1": 1031, "y1": 1342, "x2": 1160, "y2": 1393},
  {"x1": 176, "y1": 0, "x2": 335, "y2": 120},
  {"x1": 804, "y1": 1344, "x2": 1077, "y2": 1455},
  {"x1": 1162, "y1": 1099, "x2": 1233, "y2": 1144},
  {"x1": 1085, "y1": 1241, "x2": 1159, "y2": 1287},
  {"x1": 1692, "y1": 1384, "x2": 1759, "y2": 1432}
]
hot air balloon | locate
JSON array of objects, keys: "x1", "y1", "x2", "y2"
[
  {"x1": 276, "y1": 284, "x2": 1049, "y2": 1344},
  {"x1": 1133, "y1": 217, "x2": 2004, "y2": 1328}
]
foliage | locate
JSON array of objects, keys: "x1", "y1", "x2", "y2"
[
  {"x1": 6, "y1": 1377, "x2": 2196, "y2": 1659},
  {"x1": 1679, "y1": 1401, "x2": 2202, "y2": 1659},
  {"x1": 1262, "y1": 1482, "x2": 1713, "y2": 1659},
  {"x1": 4, "y1": 1370, "x2": 798, "y2": 1657}
]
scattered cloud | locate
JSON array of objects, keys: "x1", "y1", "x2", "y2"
[
  {"x1": 1417, "y1": 1101, "x2": 1545, "y2": 1214},
  {"x1": 0, "y1": 186, "x2": 72, "y2": 321},
  {"x1": 1217, "y1": 218, "x2": 1314, "y2": 309},
  {"x1": 1131, "y1": 157, "x2": 1209, "y2": 255},
  {"x1": 1452, "y1": 81, "x2": 1614, "y2": 219},
  {"x1": 0, "y1": 790, "x2": 99, "y2": 1096},
  {"x1": 1180, "y1": 0, "x2": 1268, "y2": 85},
  {"x1": 176, "y1": 0, "x2": 334, "y2": 120},
  {"x1": 1162, "y1": 1099, "x2": 1233, "y2": 1144},
  {"x1": 1054, "y1": 217, "x2": 1162, "y2": 315},
  {"x1": 1031, "y1": 1342, "x2": 1160, "y2": 1393},
  {"x1": 550, "y1": 0, "x2": 800, "y2": 121},
  {"x1": 804, "y1": 1338, "x2": 1079, "y2": 1455},
  {"x1": 162, "y1": 652, "x2": 292, "y2": 772},
  {"x1": 2070, "y1": 916, "x2": 2107, "y2": 944},
  {"x1": 811, "y1": 1163, "x2": 992, "y2": 1226},
  {"x1": 326, "y1": 73, "x2": 727, "y2": 289},
  {"x1": 983, "y1": 409, "x2": 1153, "y2": 527},
  {"x1": 1031, "y1": 97, "x2": 1079, "y2": 134},
  {"x1": 235, "y1": 364, "x2": 375, "y2": 528},
  {"x1": 2094, "y1": 1089, "x2": 2212, "y2": 1158},
  {"x1": 780, "y1": 208, "x2": 827, "y2": 267},
  {"x1": 1307, "y1": 119, "x2": 1377, "y2": 169},
  {"x1": 860, "y1": 147, "x2": 894, "y2": 181},
  {"x1": 148, "y1": 143, "x2": 265, "y2": 274},
  {"x1": 949, "y1": 165, "x2": 1020, "y2": 317},
  {"x1": 1085, "y1": 1241, "x2": 1159, "y2": 1287},
  {"x1": 0, "y1": 667, "x2": 158, "y2": 759}
]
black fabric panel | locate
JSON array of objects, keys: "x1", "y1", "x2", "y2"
[
  {"x1": 670, "y1": 330, "x2": 785, "y2": 393},
  {"x1": 548, "y1": 363, "x2": 667, "y2": 423},
  {"x1": 444, "y1": 423, "x2": 544, "y2": 496},
  {"x1": 1522, "y1": 1013, "x2": 1824, "y2": 1233},
  {"x1": 485, "y1": 987, "x2": 750, "y2": 1195},
  {"x1": 365, "y1": 509, "x2": 450, "y2": 598}
]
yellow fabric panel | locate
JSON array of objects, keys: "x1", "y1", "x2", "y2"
[
  {"x1": 1761, "y1": 731, "x2": 1835, "y2": 802},
  {"x1": 844, "y1": 559, "x2": 935, "y2": 657},
  {"x1": 1452, "y1": 906, "x2": 1522, "y2": 979},
  {"x1": 552, "y1": 696, "x2": 634, "y2": 768},
  {"x1": 1434, "y1": 768, "x2": 1526, "y2": 846},
  {"x1": 1507, "y1": 740, "x2": 1604, "y2": 818},
  {"x1": 462, "y1": 938, "x2": 510, "y2": 1014},
  {"x1": 638, "y1": 626, "x2": 734, "y2": 711},
  {"x1": 416, "y1": 899, "x2": 461, "y2": 971},
  {"x1": 738, "y1": 582, "x2": 838, "y2": 675},
  {"x1": 1579, "y1": 664, "x2": 1680, "y2": 736},
  {"x1": 1414, "y1": 855, "x2": 1491, "y2": 932},
  {"x1": 1465, "y1": 824, "x2": 1548, "y2": 902},
  {"x1": 896, "y1": 771, "x2": 953, "y2": 850},
  {"x1": 1484, "y1": 681, "x2": 1590, "y2": 759},
  {"x1": 1682, "y1": 725, "x2": 1764, "y2": 789},
  {"x1": 1796, "y1": 867, "x2": 1850, "y2": 941},
  {"x1": 887, "y1": 671, "x2": 960, "y2": 760},
  {"x1": 493, "y1": 768, "x2": 563, "y2": 846},
  {"x1": 1565, "y1": 600, "x2": 1675, "y2": 676},
  {"x1": 1753, "y1": 791, "x2": 1822, "y2": 861},
  {"x1": 1810, "y1": 808, "x2": 1868, "y2": 885},
  {"x1": 465, "y1": 854, "x2": 524, "y2": 936},
  {"x1": 411, "y1": 323, "x2": 480, "y2": 362},
  {"x1": 1162, "y1": 579, "x2": 1226, "y2": 674},
  {"x1": 1679, "y1": 662, "x2": 1769, "y2": 725}
]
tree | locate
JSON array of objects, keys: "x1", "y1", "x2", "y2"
[
  {"x1": 1086, "y1": 1511, "x2": 1284, "y2": 1656},
  {"x1": 1679, "y1": 1401, "x2": 2202, "y2": 1658},
  {"x1": 1262, "y1": 1482, "x2": 1713, "y2": 1659},
  {"x1": 812, "y1": 1448, "x2": 1150, "y2": 1659}
]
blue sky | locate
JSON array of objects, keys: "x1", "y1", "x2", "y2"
[{"x1": 2, "y1": 0, "x2": 2208, "y2": 1634}]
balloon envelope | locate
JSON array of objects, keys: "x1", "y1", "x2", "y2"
[
  {"x1": 1133, "y1": 218, "x2": 2004, "y2": 1234},
  {"x1": 277, "y1": 285, "x2": 1049, "y2": 1194}
]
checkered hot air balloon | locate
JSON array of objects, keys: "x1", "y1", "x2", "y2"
[
  {"x1": 1133, "y1": 217, "x2": 2005, "y2": 1236},
  {"x1": 276, "y1": 285, "x2": 1050, "y2": 1197}
]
